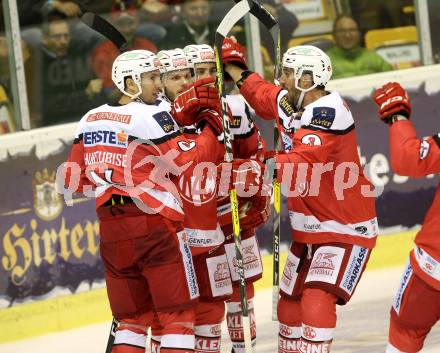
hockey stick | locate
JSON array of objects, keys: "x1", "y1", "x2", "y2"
[
  {"x1": 105, "y1": 317, "x2": 118, "y2": 353},
  {"x1": 232, "y1": 0, "x2": 282, "y2": 322},
  {"x1": 80, "y1": 12, "x2": 128, "y2": 53},
  {"x1": 215, "y1": 1, "x2": 254, "y2": 352}
]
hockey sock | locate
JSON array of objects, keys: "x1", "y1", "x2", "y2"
[
  {"x1": 278, "y1": 296, "x2": 302, "y2": 353},
  {"x1": 299, "y1": 288, "x2": 337, "y2": 353},
  {"x1": 195, "y1": 301, "x2": 225, "y2": 353},
  {"x1": 151, "y1": 312, "x2": 163, "y2": 353},
  {"x1": 157, "y1": 309, "x2": 195, "y2": 353},
  {"x1": 112, "y1": 326, "x2": 147, "y2": 353},
  {"x1": 226, "y1": 300, "x2": 256, "y2": 353}
]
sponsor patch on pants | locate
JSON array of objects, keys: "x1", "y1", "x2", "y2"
[
  {"x1": 305, "y1": 246, "x2": 345, "y2": 285},
  {"x1": 224, "y1": 236, "x2": 262, "y2": 281},
  {"x1": 393, "y1": 261, "x2": 413, "y2": 314},
  {"x1": 280, "y1": 250, "x2": 300, "y2": 296},
  {"x1": 177, "y1": 231, "x2": 199, "y2": 299},
  {"x1": 206, "y1": 254, "x2": 233, "y2": 297},
  {"x1": 339, "y1": 246, "x2": 369, "y2": 295}
]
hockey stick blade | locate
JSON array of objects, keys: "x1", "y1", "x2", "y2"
[{"x1": 80, "y1": 12, "x2": 128, "y2": 53}]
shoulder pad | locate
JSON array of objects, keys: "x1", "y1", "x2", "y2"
[{"x1": 301, "y1": 92, "x2": 354, "y2": 133}]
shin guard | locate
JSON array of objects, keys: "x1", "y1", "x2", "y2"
[{"x1": 194, "y1": 301, "x2": 224, "y2": 353}]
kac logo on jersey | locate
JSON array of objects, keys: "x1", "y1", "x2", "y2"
[
  {"x1": 311, "y1": 107, "x2": 335, "y2": 129},
  {"x1": 301, "y1": 134, "x2": 322, "y2": 146}
]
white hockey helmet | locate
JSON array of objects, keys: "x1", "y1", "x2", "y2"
[
  {"x1": 282, "y1": 45, "x2": 332, "y2": 92},
  {"x1": 157, "y1": 48, "x2": 194, "y2": 75},
  {"x1": 183, "y1": 44, "x2": 215, "y2": 65},
  {"x1": 112, "y1": 49, "x2": 162, "y2": 99}
]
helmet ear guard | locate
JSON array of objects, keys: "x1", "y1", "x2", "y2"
[{"x1": 112, "y1": 50, "x2": 162, "y2": 99}]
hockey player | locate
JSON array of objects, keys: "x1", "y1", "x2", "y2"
[
  {"x1": 373, "y1": 82, "x2": 440, "y2": 353},
  {"x1": 62, "y1": 49, "x2": 226, "y2": 353},
  {"x1": 152, "y1": 48, "x2": 233, "y2": 353},
  {"x1": 184, "y1": 43, "x2": 269, "y2": 353},
  {"x1": 222, "y1": 42, "x2": 378, "y2": 352}
]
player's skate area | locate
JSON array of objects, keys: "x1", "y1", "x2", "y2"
[{"x1": 1, "y1": 266, "x2": 439, "y2": 353}]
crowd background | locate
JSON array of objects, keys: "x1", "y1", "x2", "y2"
[{"x1": 0, "y1": 0, "x2": 437, "y2": 134}]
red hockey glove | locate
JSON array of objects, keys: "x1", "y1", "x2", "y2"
[
  {"x1": 196, "y1": 108, "x2": 224, "y2": 136},
  {"x1": 373, "y1": 82, "x2": 411, "y2": 123},
  {"x1": 239, "y1": 194, "x2": 270, "y2": 229},
  {"x1": 172, "y1": 77, "x2": 220, "y2": 126},
  {"x1": 222, "y1": 37, "x2": 248, "y2": 81},
  {"x1": 217, "y1": 159, "x2": 265, "y2": 197}
]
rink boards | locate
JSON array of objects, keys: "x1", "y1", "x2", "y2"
[{"x1": 1, "y1": 65, "x2": 439, "y2": 343}]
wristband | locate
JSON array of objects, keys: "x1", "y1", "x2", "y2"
[
  {"x1": 390, "y1": 114, "x2": 408, "y2": 124},
  {"x1": 236, "y1": 70, "x2": 254, "y2": 89}
]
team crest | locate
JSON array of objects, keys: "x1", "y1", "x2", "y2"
[{"x1": 33, "y1": 168, "x2": 63, "y2": 221}]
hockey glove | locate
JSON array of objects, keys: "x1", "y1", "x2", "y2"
[
  {"x1": 222, "y1": 37, "x2": 248, "y2": 81},
  {"x1": 239, "y1": 194, "x2": 270, "y2": 229},
  {"x1": 373, "y1": 82, "x2": 411, "y2": 123},
  {"x1": 217, "y1": 159, "x2": 266, "y2": 197},
  {"x1": 196, "y1": 108, "x2": 224, "y2": 137},
  {"x1": 172, "y1": 77, "x2": 220, "y2": 127}
]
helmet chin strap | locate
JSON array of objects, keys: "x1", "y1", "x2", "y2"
[{"x1": 294, "y1": 72, "x2": 318, "y2": 110}]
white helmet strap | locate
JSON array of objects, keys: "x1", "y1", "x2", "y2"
[
  {"x1": 121, "y1": 75, "x2": 142, "y2": 99},
  {"x1": 294, "y1": 68, "x2": 319, "y2": 110}
]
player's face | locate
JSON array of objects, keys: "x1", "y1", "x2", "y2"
[
  {"x1": 280, "y1": 67, "x2": 313, "y2": 108},
  {"x1": 162, "y1": 69, "x2": 193, "y2": 101},
  {"x1": 139, "y1": 70, "x2": 163, "y2": 104},
  {"x1": 194, "y1": 62, "x2": 217, "y2": 80}
]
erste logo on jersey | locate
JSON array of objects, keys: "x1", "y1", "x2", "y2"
[
  {"x1": 83, "y1": 130, "x2": 128, "y2": 147},
  {"x1": 153, "y1": 111, "x2": 175, "y2": 133},
  {"x1": 311, "y1": 106, "x2": 335, "y2": 129}
]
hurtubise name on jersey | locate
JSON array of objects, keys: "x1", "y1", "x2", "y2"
[{"x1": 84, "y1": 151, "x2": 127, "y2": 167}]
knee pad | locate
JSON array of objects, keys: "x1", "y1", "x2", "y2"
[
  {"x1": 113, "y1": 312, "x2": 153, "y2": 352},
  {"x1": 230, "y1": 282, "x2": 255, "y2": 302},
  {"x1": 194, "y1": 301, "x2": 225, "y2": 353},
  {"x1": 157, "y1": 309, "x2": 195, "y2": 352},
  {"x1": 277, "y1": 296, "x2": 301, "y2": 327},
  {"x1": 299, "y1": 289, "x2": 337, "y2": 353},
  {"x1": 195, "y1": 300, "x2": 225, "y2": 326},
  {"x1": 301, "y1": 288, "x2": 337, "y2": 328},
  {"x1": 277, "y1": 297, "x2": 302, "y2": 353}
]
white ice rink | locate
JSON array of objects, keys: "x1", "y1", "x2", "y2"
[{"x1": 2, "y1": 266, "x2": 440, "y2": 353}]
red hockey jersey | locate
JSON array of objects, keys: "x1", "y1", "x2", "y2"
[
  {"x1": 389, "y1": 120, "x2": 440, "y2": 290},
  {"x1": 239, "y1": 73, "x2": 378, "y2": 248},
  {"x1": 63, "y1": 101, "x2": 223, "y2": 222}
]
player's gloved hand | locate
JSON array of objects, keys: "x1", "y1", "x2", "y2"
[
  {"x1": 373, "y1": 82, "x2": 411, "y2": 123},
  {"x1": 239, "y1": 194, "x2": 270, "y2": 229},
  {"x1": 222, "y1": 37, "x2": 248, "y2": 70},
  {"x1": 172, "y1": 77, "x2": 220, "y2": 126},
  {"x1": 222, "y1": 37, "x2": 248, "y2": 81},
  {"x1": 217, "y1": 159, "x2": 265, "y2": 197},
  {"x1": 196, "y1": 108, "x2": 224, "y2": 137}
]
